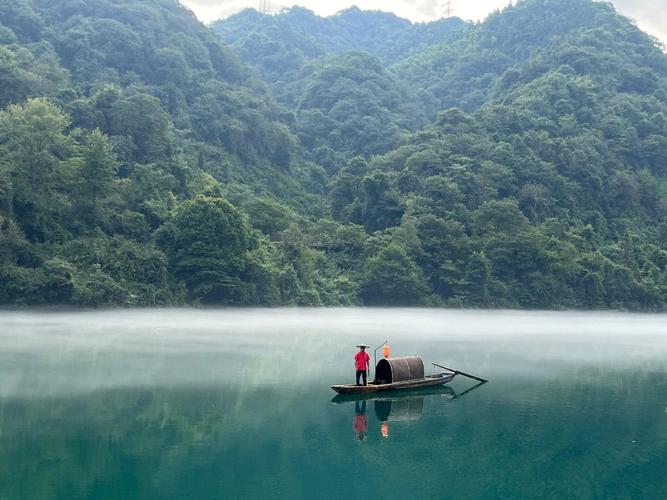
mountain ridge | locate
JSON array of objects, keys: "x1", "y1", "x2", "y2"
[
  {"x1": 212, "y1": 6, "x2": 468, "y2": 66},
  {"x1": 2, "y1": 0, "x2": 667, "y2": 309}
]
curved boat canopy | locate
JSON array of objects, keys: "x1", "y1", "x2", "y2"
[{"x1": 375, "y1": 356, "x2": 424, "y2": 384}]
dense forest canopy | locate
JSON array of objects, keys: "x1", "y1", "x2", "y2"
[{"x1": 1, "y1": 0, "x2": 667, "y2": 309}]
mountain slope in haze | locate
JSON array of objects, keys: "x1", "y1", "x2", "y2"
[
  {"x1": 212, "y1": 7, "x2": 464, "y2": 162},
  {"x1": 394, "y1": 0, "x2": 666, "y2": 113},
  {"x1": 293, "y1": 51, "x2": 430, "y2": 169},
  {"x1": 213, "y1": 6, "x2": 467, "y2": 70}
]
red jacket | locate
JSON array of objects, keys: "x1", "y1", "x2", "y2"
[{"x1": 355, "y1": 351, "x2": 370, "y2": 371}]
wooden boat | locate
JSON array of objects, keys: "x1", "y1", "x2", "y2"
[
  {"x1": 331, "y1": 356, "x2": 456, "y2": 394},
  {"x1": 331, "y1": 384, "x2": 456, "y2": 403},
  {"x1": 331, "y1": 371, "x2": 456, "y2": 394}
]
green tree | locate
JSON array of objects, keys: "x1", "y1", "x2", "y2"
[
  {"x1": 243, "y1": 197, "x2": 296, "y2": 238},
  {"x1": 76, "y1": 129, "x2": 119, "y2": 227},
  {"x1": 0, "y1": 98, "x2": 73, "y2": 241},
  {"x1": 172, "y1": 195, "x2": 250, "y2": 303},
  {"x1": 462, "y1": 251, "x2": 491, "y2": 306},
  {"x1": 360, "y1": 244, "x2": 429, "y2": 305},
  {"x1": 107, "y1": 93, "x2": 174, "y2": 163},
  {"x1": 361, "y1": 170, "x2": 404, "y2": 232}
]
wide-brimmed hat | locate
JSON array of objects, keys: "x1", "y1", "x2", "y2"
[{"x1": 356, "y1": 343, "x2": 369, "y2": 348}]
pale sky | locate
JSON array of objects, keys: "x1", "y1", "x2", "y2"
[{"x1": 180, "y1": 0, "x2": 666, "y2": 46}]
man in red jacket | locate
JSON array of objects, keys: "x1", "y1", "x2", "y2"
[{"x1": 355, "y1": 344, "x2": 371, "y2": 386}]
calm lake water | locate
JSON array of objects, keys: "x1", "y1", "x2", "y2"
[{"x1": 1, "y1": 309, "x2": 667, "y2": 499}]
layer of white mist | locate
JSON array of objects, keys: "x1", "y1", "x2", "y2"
[{"x1": 0, "y1": 309, "x2": 666, "y2": 398}]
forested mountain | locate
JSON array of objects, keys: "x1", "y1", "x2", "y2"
[
  {"x1": 213, "y1": 7, "x2": 467, "y2": 70},
  {"x1": 2, "y1": 0, "x2": 667, "y2": 310},
  {"x1": 213, "y1": 7, "x2": 462, "y2": 162},
  {"x1": 0, "y1": 0, "x2": 330, "y2": 306},
  {"x1": 393, "y1": 0, "x2": 667, "y2": 113}
]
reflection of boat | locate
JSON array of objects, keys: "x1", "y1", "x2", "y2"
[
  {"x1": 331, "y1": 356, "x2": 456, "y2": 395},
  {"x1": 375, "y1": 396, "x2": 424, "y2": 423},
  {"x1": 335, "y1": 381, "x2": 486, "y2": 440}
]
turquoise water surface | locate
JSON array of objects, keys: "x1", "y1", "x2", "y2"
[{"x1": 1, "y1": 309, "x2": 666, "y2": 499}]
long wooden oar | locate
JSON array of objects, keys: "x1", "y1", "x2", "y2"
[{"x1": 432, "y1": 363, "x2": 488, "y2": 383}]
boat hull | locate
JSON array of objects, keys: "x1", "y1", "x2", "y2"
[
  {"x1": 331, "y1": 385, "x2": 456, "y2": 404},
  {"x1": 331, "y1": 372, "x2": 456, "y2": 394}
]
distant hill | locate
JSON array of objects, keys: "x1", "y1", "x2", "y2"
[
  {"x1": 212, "y1": 7, "x2": 467, "y2": 68},
  {"x1": 212, "y1": 7, "x2": 466, "y2": 162},
  {"x1": 393, "y1": 0, "x2": 667, "y2": 112}
]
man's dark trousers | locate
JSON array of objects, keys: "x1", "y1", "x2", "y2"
[{"x1": 356, "y1": 370, "x2": 367, "y2": 386}]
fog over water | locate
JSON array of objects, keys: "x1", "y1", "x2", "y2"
[
  {"x1": 1, "y1": 309, "x2": 666, "y2": 397},
  {"x1": 2, "y1": 309, "x2": 667, "y2": 499}
]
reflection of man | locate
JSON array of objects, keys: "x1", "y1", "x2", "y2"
[
  {"x1": 355, "y1": 344, "x2": 370, "y2": 386},
  {"x1": 354, "y1": 401, "x2": 368, "y2": 441}
]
